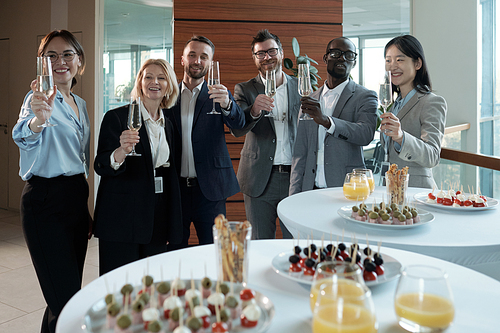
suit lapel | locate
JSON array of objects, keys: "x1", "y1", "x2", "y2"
[
  {"x1": 193, "y1": 81, "x2": 210, "y2": 127},
  {"x1": 332, "y1": 80, "x2": 354, "y2": 119},
  {"x1": 396, "y1": 92, "x2": 420, "y2": 121}
]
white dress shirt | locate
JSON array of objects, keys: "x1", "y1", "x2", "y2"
[
  {"x1": 261, "y1": 73, "x2": 292, "y2": 165},
  {"x1": 180, "y1": 81, "x2": 203, "y2": 178},
  {"x1": 315, "y1": 79, "x2": 349, "y2": 188}
]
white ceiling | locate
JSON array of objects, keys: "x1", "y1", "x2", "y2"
[{"x1": 103, "y1": 0, "x2": 410, "y2": 50}]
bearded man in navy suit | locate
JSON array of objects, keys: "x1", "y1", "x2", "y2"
[{"x1": 165, "y1": 36, "x2": 245, "y2": 249}]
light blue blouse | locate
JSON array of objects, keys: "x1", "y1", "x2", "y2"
[{"x1": 12, "y1": 90, "x2": 90, "y2": 180}]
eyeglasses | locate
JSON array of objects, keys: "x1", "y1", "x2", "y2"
[
  {"x1": 253, "y1": 48, "x2": 279, "y2": 60},
  {"x1": 326, "y1": 49, "x2": 357, "y2": 61},
  {"x1": 44, "y1": 51, "x2": 78, "y2": 63}
]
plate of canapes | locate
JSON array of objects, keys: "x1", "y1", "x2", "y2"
[
  {"x1": 82, "y1": 275, "x2": 275, "y2": 333},
  {"x1": 414, "y1": 186, "x2": 498, "y2": 211},
  {"x1": 271, "y1": 239, "x2": 402, "y2": 287},
  {"x1": 337, "y1": 202, "x2": 434, "y2": 229}
]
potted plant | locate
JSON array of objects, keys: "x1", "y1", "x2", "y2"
[{"x1": 283, "y1": 38, "x2": 321, "y2": 91}]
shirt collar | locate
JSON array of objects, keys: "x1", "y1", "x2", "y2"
[
  {"x1": 322, "y1": 78, "x2": 349, "y2": 98},
  {"x1": 140, "y1": 101, "x2": 164, "y2": 126},
  {"x1": 181, "y1": 80, "x2": 204, "y2": 94}
]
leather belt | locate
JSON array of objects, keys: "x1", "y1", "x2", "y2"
[
  {"x1": 272, "y1": 165, "x2": 291, "y2": 173},
  {"x1": 181, "y1": 177, "x2": 198, "y2": 187}
]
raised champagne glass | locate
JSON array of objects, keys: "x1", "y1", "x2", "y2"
[
  {"x1": 127, "y1": 97, "x2": 142, "y2": 156},
  {"x1": 207, "y1": 60, "x2": 221, "y2": 115},
  {"x1": 264, "y1": 69, "x2": 276, "y2": 117},
  {"x1": 379, "y1": 70, "x2": 393, "y2": 133},
  {"x1": 298, "y1": 63, "x2": 313, "y2": 120},
  {"x1": 36, "y1": 57, "x2": 56, "y2": 127}
]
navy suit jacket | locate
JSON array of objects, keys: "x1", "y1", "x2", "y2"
[
  {"x1": 93, "y1": 105, "x2": 183, "y2": 244},
  {"x1": 165, "y1": 81, "x2": 245, "y2": 201}
]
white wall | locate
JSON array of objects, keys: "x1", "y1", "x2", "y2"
[{"x1": 413, "y1": 0, "x2": 478, "y2": 153}]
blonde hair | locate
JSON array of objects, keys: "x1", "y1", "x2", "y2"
[{"x1": 131, "y1": 59, "x2": 179, "y2": 108}]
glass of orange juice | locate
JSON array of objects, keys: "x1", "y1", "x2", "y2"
[
  {"x1": 353, "y1": 168, "x2": 375, "y2": 194},
  {"x1": 310, "y1": 261, "x2": 365, "y2": 312},
  {"x1": 313, "y1": 281, "x2": 378, "y2": 333},
  {"x1": 394, "y1": 265, "x2": 455, "y2": 332},
  {"x1": 343, "y1": 172, "x2": 370, "y2": 201}
]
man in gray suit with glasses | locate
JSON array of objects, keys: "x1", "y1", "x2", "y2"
[
  {"x1": 289, "y1": 37, "x2": 378, "y2": 195},
  {"x1": 232, "y1": 30, "x2": 301, "y2": 239}
]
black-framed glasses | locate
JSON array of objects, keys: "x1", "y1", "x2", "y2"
[
  {"x1": 326, "y1": 49, "x2": 357, "y2": 61},
  {"x1": 253, "y1": 48, "x2": 279, "y2": 60},
  {"x1": 44, "y1": 51, "x2": 78, "y2": 63}
]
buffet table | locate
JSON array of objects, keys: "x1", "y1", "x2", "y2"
[
  {"x1": 57, "y1": 240, "x2": 500, "y2": 332},
  {"x1": 277, "y1": 186, "x2": 500, "y2": 280}
]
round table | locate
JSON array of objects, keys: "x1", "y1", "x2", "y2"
[
  {"x1": 57, "y1": 240, "x2": 500, "y2": 332},
  {"x1": 277, "y1": 186, "x2": 500, "y2": 280}
]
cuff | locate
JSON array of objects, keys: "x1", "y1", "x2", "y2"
[
  {"x1": 325, "y1": 116, "x2": 335, "y2": 134},
  {"x1": 110, "y1": 148, "x2": 124, "y2": 170}
]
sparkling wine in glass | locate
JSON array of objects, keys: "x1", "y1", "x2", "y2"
[
  {"x1": 207, "y1": 60, "x2": 221, "y2": 115},
  {"x1": 264, "y1": 69, "x2": 276, "y2": 117},
  {"x1": 379, "y1": 71, "x2": 393, "y2": 133},
  {"x1": 298, "y1": 63, "x2": 313, "y2": 120},
  {"x1": 127, "y1": 97, "x2": 142, "y2": 156},
  {"x1": 36, "y1": 57, "x2": 56, "y2": 127}
]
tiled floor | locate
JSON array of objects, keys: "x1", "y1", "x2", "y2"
[{"x1": 0, "y1": 209, "x2": 99, "y2": 333}]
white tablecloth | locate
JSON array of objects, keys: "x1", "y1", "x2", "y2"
[
  {"x1": 277, "y1": 187, "x2": 500, "y2": 280},
  {"x1": 57, "y1": 240, "x2": 500, "y2": 333}
]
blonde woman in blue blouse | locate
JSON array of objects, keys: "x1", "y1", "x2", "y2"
[{"x1": 12, "y1": 30, "x2": 90, "y2": 333}]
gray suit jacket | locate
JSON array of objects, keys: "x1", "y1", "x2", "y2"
[
  {"x1": 290, "y1": 80, "x2": 378, "y2": 195},
  {"x1": 232, "y1": 74, "x2": 301, "y2": 197},
  {"x1": 381, "y1": 91, "x2": 447, "y2": 188}
]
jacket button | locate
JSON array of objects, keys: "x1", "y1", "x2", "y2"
[
  {"x1": 272, "y1": 139, "x2": 276, "y2": 143},
  {"x1": 270, "y1": 157, "x2": 273, "y2": 161}
]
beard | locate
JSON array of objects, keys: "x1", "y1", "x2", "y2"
[
  {"x1": 327, "y1": 60, "x2": 351, "y2": 80},
  {"x1": 257, "y1": 58, "x2": 282, "y2": 76},
  {"x1": 185, "y1": 63, "x2": 208, "y2": 80}
]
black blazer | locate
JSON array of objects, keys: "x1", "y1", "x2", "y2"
[
  {"x1": 165, "y1": 81, "x2": 245, "y2": 201},
  {"x1": 93, "y1": 105, "x2": 182, "y2": 244}
]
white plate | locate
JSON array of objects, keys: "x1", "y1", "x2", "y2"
[
  {"x1": 337, "y1": 205, "x2": 434, "y2": 229},
  {"x1": 271, "y1": 251, "x2": 402, "y2": 288},
  {"x1": 414, "y1": 192, "x2": 499, "y2": 211},
  {"x1": 82, "y1": 280, "x2": 274, "y2": 333}
]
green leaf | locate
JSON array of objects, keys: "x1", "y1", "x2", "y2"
[
  {"x1": 283, "y1": 58, "x2": 294, "y2": 70},
  {"x1": 297, "y1": 56, "x2": 308, "y2": 64},
  {"x1": 292, "y1": 38, "x2": 300, "y2": 58},
  {"x1": 309, "y1": 66, "x2": 318, "y2": 74},
  {"x1": 310, "y1": 76, "x2": 318, "y2": 85},
  {"x1": 303, "y1": 55, "x2": 318, "y2": 65}
]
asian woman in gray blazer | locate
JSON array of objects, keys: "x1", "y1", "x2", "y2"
[{"x1": 380, "y1": 35, "x2": 447, "y2": 188}]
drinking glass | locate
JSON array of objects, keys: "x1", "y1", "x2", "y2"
[
  {"x1": 127, "y1": 97, "x2": 142, "y2": 156},
  {"x1": 353, "y1": 168, "x2": 375, "y2": 194},
  {"x1": 36, "y1": 57, "x2": 56, "y2": 128},
  {"x1": 207, "y1": 60, "x2": 221, "y2": 115},
  {"x1": 343, "y1": 172, "x2": 370, "y2": 201},
  {"x1": 298, "y1": 63, "x2": 313, "y2": 120},
  {"x1": 264, "y1": 69, "x2": 276, "y2": 117},
  {"x1": 312, "y1": 281, "x2": 378, "y2": 333},
  {"x1": 394, "y1": 265, "x2": 455, "y2": 332},
  {"x1": 310, "y1": 261, "x2": 364, "y2": 312},
  {"x1": 379, "y1": 71, "x2": 392, "y2": 133}
]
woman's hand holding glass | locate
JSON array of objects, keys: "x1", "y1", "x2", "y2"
[
  {"x1": 29, "y1": 79, "x2": 58, "y2": 131},
  {"x1": 380, "y1": 112, "x2": 404, "y2": 144}
]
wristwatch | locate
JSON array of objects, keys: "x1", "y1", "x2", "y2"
[{"x1": 222, "y1": 99, "x2": 233, "y2": 111}]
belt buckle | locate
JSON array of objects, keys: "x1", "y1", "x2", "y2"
[
  {"x1": 186, "y1": 177, "x2": 196, "y2": 187},
  {"x1": 278, "y1": 165, "x2": 284, "y2": 173}
]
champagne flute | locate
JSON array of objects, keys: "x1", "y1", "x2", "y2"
[
  {"x1": 127, "y1": 97, "x2": 142, "y2": 156},
  {"x1": 264, "y1": 69, "x2": 276, "y2": 117},
  {"x1": 207, "y1": 60, "x2": 221, "y2": 115},
  {"x1": 36, "y1": 57, "x2": 56, "y2": 127},
  {"x1": 298, "y1": 63, "x2": 313, "y2": 120},
  {"x1": 379, "y1": 70, "x2": 392, "y2": 133},
  {"x1": 394, "y1": 265, "x2": 455, "y2": 332}
]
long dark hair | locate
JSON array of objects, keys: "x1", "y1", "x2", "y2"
[
  {"x1": 384, "y1": 35, "x2": 431, "y2": 95},
  {"x1": 38, "y1": 30, "x2": 86, "y2": 89}
]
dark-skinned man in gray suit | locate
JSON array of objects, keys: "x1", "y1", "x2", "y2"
[
  {"x1": 232, "y1": 30, "x2": 300, "y2": 239},
  {"x1": 289, "y1": 37, "x2": 378, "y2": 195}
]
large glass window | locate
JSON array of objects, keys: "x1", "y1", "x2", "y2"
[{"x1": 102, "y1": 0, "x2": 173, "y2": 114}]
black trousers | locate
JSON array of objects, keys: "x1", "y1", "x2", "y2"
[
  {"x1": 98, "y1": 191, "x2": 170, "y2": 276},
  {"x1": 167, "y1": 179, "x2": 225, "y2": 251},
  {"x1": 21, "y1": 174, "x2": 89, "y2": 333}
]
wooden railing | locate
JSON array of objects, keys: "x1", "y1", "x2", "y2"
[{"x1": 441, "y1": 123, "x2": 500, "y2": 171}]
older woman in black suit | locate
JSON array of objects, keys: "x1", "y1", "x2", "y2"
[{"x1": 94, "y1": 59, "x2": 182, "y2": 275}]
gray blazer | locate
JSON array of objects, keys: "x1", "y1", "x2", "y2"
[
  {"x1": 290, "y1": 80, "x2": 378, "y2": 195},
  {"x1": 232, "y1": 74, "x2": 301, "y2": 197},
  {"x1": 381, "y1": 91, "x2": 447, "y2": 188}
]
